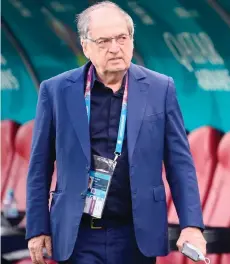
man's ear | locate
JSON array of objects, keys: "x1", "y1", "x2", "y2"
[{"x1": 81, "y1": 39, "x2": 90, "y2": 59}]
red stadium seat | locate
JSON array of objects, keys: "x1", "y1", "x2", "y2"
[
  {"x1": 4, "y1": 120, "x2": 57, "y2": 219},
  {"x1": 162, "y1": 127, "x2": 222, "y2": 264},
  {"x1": 14, "y1": 258, "x2": 56, "y2": 264},
  {"x1": 157, "y1": 253, "x2": 186, "y2": 264},
  {"x1": 162, "y1": 164, "x2": 172, "y2": 208},
  {"x1": 6, "y1": 120, "x2": 34, "y2": 211},
  {"x1": 186, "y1": 254, "x2": 219, "y2": 264},
  {"x1": 15, "y1": 121, "x2": 34, "y2": 160},
  {"x1": 199, "y1": 133, "x2": 230, "y2": 264},
  {"x1": 203, "y1": 132, "x2": 230, "y2": 226},
  {"x1": 13, "y1": 258, "x2": 32, "y2": 264},
  {"x1": 1, "y1": 120, "x2": 19, "y2": 200},
  {"x1": 221, "y1": 254, "x2": 230, "y2": 264},
  {"x1": 51, "y1": 162, "x2": 57, "y2": 192},
  {"x1": 167, "y1": 126, "x2": 221, "y2": 225},
  {"x1": 188, "y1": 127, "x2": 221, "y2": 208}
]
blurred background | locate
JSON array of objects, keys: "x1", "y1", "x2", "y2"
[{"x1": 1, "y1": 0, "x2": 230, "y2": 264}]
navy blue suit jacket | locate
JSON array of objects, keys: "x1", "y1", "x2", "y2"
[{"x1": 26, "y1": 62, "x2": 204, "y2": 261}]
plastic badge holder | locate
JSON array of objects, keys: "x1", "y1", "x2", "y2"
[
  {"x1": 83, "y1": 155, "x2": 117, "y2": 218},
  {"x1": 182, "y1": 242, "x2": 210, "y2": 263},
  {"x1": 92, "y1": 155, "x2": 117, "y2": 175}
]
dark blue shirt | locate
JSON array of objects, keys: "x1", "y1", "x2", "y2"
[{"x1": 89, "y1": 69, "x2": 132, "y2": 220}]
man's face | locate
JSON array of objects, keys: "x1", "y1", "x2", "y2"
[{"x1": 82, "y1": 8, "x2": 133, "y2": 74}]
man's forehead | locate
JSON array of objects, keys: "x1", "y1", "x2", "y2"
[{"x1": 89, "y1": 8, "x2": 128, "y2": 37}]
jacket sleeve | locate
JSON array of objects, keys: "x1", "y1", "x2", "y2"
[
  {"x1": 26, "y1": 81, "x2": 55, "y2": 240},
  {"x1": 163, "y1": 77, "x2": 205, "y2": 230}
]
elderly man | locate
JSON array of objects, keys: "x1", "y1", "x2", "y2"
[{"x1": 26, "y1": 1, "x2": 206, "y2": 264}]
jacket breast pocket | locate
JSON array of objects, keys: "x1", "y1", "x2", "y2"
[
  {"x1": 144, "y1": 112, "x2": 164, "y2": 123},
  {"x1": 153, "y1": 185, "x2": 166, "y2": 202}
]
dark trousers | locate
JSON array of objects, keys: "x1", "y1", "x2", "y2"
[{"x1": 60, "y1": 224, "x2": 156, "y2": 264}]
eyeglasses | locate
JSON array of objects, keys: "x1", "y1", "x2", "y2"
[{"x1": 84, "y1": 34, "x2": 131, "y2": 49}]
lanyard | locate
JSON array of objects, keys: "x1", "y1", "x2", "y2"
[{"x1": 85, "y1": 64, "x2": 128, "y2": 162}]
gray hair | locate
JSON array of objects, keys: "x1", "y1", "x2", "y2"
[{"x1": 76, "y1": 1, "x2": 134, "y2": 40}]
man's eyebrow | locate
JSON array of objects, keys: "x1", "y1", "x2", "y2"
[{"x1": 97, "y1": 33, "x2": 128, "y2": 39}]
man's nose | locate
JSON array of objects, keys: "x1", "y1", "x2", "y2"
[{"x1": 108, "y1": 39, "x2": 120, "y2": 53}]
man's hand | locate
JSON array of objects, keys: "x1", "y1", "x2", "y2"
[
  {"x1": 28, "y1": 235, "x2": 52, "y2": 264},
  {"x1": 177, "y1": 227, "x2": 207, "y2": 256}
]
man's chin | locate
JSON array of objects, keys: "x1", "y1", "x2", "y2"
[{"x1": 107, "y1": 65, "x2": 127, "y2": 73}]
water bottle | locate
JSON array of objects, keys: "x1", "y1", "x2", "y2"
[{"x1": 3, "y1": 188, "x2": 19, "y2": 218}]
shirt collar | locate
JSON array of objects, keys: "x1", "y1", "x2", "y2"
[
  {"x1": 91, "y1": 66, "x2": 98, "y2": 90},
  {"x1": 91, "y1": 66, "x2": 126, "y2": 93}
]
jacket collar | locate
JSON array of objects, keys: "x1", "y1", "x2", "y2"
[{"x1": 66, "y1": 61, "x2": 148, "y2": 84}]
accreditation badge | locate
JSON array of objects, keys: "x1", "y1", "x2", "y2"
[{"x1": 83, "y1": 155, "x2": 117, "y2": 218}]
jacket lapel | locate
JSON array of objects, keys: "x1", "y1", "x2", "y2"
[
  {"x1": 127, "y1": 64, "x2": 149, "y2": 165},
  {"x1": 65, "y1": 64, "x2": 91, "y2": 165}
]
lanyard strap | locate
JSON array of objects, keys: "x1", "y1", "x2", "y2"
[{"x1": 85, "y1": 64, "x2": 128, "y2": 161}]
